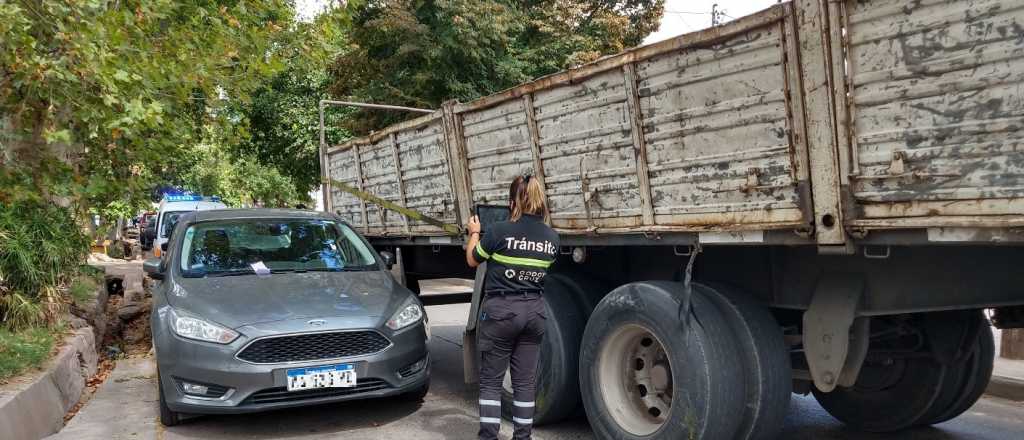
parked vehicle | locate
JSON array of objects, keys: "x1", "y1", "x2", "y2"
[
  {"x1": 144, "y1": 209, "x2": 429, "y2": 426},
  {"x1": 153, "y1": 195, "x2": 226, "y2": 258},
  {"x1": 139, "y1": 211, "x2": 157, "y2": 250},
  {"x1": 319, "y1": 0, "x2": 1024, "y2": 438}
]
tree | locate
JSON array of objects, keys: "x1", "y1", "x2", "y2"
[
  {"x1": 329, "y1": 0, "x2": 664, "y2": 133},
  {"x1": 234, "y1": 8, "x2": 352, "y2": 195},
  {"x1": 0, "y1": 0, "x2": 294, "y2": 215},
  {"x1": 330, "y1": 0, "x2": 530, "y2": 132}
]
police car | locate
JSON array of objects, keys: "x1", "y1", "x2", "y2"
[{"x1": 153, "y1": 195, "x2": 227, "y2": 257}]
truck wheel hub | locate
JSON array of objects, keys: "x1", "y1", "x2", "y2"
[{"x1": 598, "y1": 324, "x2": 673, "y2": 436}]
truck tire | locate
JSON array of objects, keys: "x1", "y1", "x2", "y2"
[
  {"x1": 701, "y1": 283, "x2": 791, "y2": 440},
  {"x1": 580, "y1": 282, "x2": 745, "y2": 440},
  {"x1": 500, "y1": 275, "x2": 587, "y2": 424},
  {"x1": 812, "y1": 316, "x2": 948, "y2": 432},
  {"x1": 926, "y1": 323, "x2": 994, "y2": 425}
]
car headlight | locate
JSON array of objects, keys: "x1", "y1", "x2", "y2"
[
  {"x1": 168, "y1": 308, "x2": 239, "y2": 344},
  {"x1": 386, "y1": 299, "x2": 424, "y2": 330}
]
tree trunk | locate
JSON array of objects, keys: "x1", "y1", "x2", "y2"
[{"x1": 1000, "y1": 329, "x2": 1024, "y2": 360}]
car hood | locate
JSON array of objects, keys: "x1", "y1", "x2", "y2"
[{"x1": 167, "y1": 271, "x2": 409, "y2": 329}]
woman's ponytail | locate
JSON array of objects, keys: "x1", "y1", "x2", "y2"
[{"x1": 509, "y1": 175, "x2": 549, "y2": 223}]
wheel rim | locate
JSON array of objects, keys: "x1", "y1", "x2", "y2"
[{"x1": 597, "y1": 323, "x2": 673, "y2": 436}]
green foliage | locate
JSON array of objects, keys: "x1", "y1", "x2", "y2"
[
  {"x1": 0, "y1": 326, "x2": 57, "y2": 381},
  {"x1": 0, "y1": 201, "x2": 89, "y2": 329},
  {"x1": 234, "y1": 9, "x2": 352, "y2": 194},
  {"x1": 0, "y1": 0, "x2": 294, "y2": 211},
  {"x1": 69, "y1": 273, "x2": 101, "y2": 305},
  {"x1": 329, "y1": 0, "x2": 664, "y2": 132},
  {"x1": 179, "y1": 140, "x2": 309, "y2": 208}
]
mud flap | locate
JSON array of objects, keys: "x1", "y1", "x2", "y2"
[{"x1": 463, "y1": 263, "x2": 487, "y2": 384}]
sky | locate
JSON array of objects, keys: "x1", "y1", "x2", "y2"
[{"x1": 295, "y1": 1, "x2": 780, "y2": 43}]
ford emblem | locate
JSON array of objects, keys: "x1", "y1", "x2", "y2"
[{"x1": 307, "y1": 319, "x2": 326, "y2": 327}]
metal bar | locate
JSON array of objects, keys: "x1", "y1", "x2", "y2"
[
  {"x1": 352, "y1": 143, "x2": 369, "y2": 228},
  {"x1": 522, "y1": 94, "x2": 548, "y2": 191},
  {"x1": 795, "y1": 0, "x2": 846, "y2": 246},
  {"x1": 319, "y1": 100, "x2": 434, "y2": 114},
  {"x1": 441, "y1": 102, "x2": 473, "y2": 224},
  {"x1": 390, "y1": 132, "x2": 410, "y2": 233},
  {"x1": 322, "y1": 177, "x2": 461, "y2": 235},
  {"x1": 318, "y1": 102, "x2": 332, "y2": 212},
  {"x1": 622, "y1": 63, "x2": 656, "y2": 225}
]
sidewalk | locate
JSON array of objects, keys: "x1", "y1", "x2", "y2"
[{"x1": 988, "y1": 328, "x2": 1024, "y2": 401}]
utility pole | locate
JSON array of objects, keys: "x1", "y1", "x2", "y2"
[{"x1": 711, "y1": 3, "x2": 728, "y2": 26}]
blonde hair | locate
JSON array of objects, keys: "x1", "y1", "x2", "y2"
[{"x1": 509, "y1": 175, "x2": 549, "y2": 222}]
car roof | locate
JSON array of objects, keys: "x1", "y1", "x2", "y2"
[{"x1": 189, "y1": 208, "x2": 335, "y2": 223}]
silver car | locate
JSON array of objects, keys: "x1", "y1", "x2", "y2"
[{"x1": 144, "y1": 209, "x2": 429, "y2": 426}]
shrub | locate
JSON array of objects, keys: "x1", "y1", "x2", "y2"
[{"x1": 0, "y1": 201, "x2": 89, "y2": 330}]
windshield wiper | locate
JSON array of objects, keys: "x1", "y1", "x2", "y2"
[
  {"x1": 271, "y1": 268, "x2": 308, "y2": 273},
  {"x1": 205, "y1": 269, "x2": 255, "y2": 277}
]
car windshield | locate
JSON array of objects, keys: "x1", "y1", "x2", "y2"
[
  {"x1": 161, "y1": 211, "x2": 188, "y2": 238},
  {"x1": 178, "y1": 219, "x2": 377, "y2": 277}
]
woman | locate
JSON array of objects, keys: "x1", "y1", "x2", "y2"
[{"x1": 465, "y1": 175, "x2": 559, "y2": 440}]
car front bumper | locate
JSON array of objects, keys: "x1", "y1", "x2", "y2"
[{"x1": 154, "y1": 320, "x2": 430, "y2": 415}]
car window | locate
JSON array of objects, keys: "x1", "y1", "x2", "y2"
[
  {"x1": 160, "y1": 211, "x2": 188, "y2": 238},
  {"x1": 178, "y1": 219, "x2": 377, "y2": 276}
]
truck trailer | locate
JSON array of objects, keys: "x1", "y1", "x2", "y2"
[{"x1": 319, "y1": 0, "x2": 1024, "y2": 438}]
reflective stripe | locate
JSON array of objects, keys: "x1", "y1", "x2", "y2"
[
  {"x1": 479, "y1": 399, "x2": 501, "y2": 406},
  {"x1": 513, "y1": 401, "x2": 535, "y2": 408},
  {"x1": 480, "y1": 417, "x2": 502, "y2": 424},
  {"x1": 512, "y1": 417, "x2": 533, "y2": 425},
  {"x1": 491, "y1": 253, "x2": 552, "y2": 269},
  {"x1": 475, "y1": 242, "x2": 491, "y2": 259}
]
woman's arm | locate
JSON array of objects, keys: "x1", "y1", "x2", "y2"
[{"x1": 465, "y1": 215, "x2": 482, "y2": 268}]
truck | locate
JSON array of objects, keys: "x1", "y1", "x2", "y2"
[{"x1": 319, "y1": 0, "x2": 1024, "y2": 438}]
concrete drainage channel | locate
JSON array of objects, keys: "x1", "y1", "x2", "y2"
[{"x1": 0, "y1": 262, "x2": 152, "y2": 440}]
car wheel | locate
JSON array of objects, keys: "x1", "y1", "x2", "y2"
[{"x1": 158, "y1": 369, "x2": 181, "y2": 427}]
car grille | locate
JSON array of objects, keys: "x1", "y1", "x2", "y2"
[
  {"x1": 243, "y1": 379, "x2": 391, "y2": 405},
  {"x1": 236, "y1": 330, "x2": 391, "y2": 364}
]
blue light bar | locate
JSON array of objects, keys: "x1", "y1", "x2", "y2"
[{"x1": 165, "y1": 195, "x2": 203, "y2": 202}]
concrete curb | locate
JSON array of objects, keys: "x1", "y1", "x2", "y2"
[
  {"x1": 0, "y1": 327, "x2": 98, "y2": 440},
  {"x1": 986, "y1": 374, "x2": 1024, "y2": 402}
]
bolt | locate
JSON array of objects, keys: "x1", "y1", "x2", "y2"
[{"x1": 823, "y1": 372, "x2": 835, "y2": 384}]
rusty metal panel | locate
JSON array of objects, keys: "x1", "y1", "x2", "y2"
[
  {"x1": 461, "y1": 99, "x2": 535, "y2": 204},
  {"x1": 845, "y1": 0, "x2": 1024, "y2": 226},
  {"x1": 533, "y1": 69, "x2": 643, "y2": 230},
  {"x1": 636, "y1": 17, "x2": 808, "y2": 229},
  {"x1": 325, "y1": 146, "x2": 364, "y2": 228},
  {"x1": 394, "y1": 118, "x2": 458, "y2": 234},
  {"x1": 357, "y1": 137, "x2": 402, "y2": 234}
]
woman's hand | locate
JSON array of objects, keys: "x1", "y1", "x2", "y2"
[
  {"x1": 465, "y1": 216, "x2": 482, "y2": 268},
  {"x1": 467, "y1": 215, "x2": 481, "y2": 235}
]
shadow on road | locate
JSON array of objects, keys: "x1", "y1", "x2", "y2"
[{"x1": 172, "y1": 395, "x2": 427, "y2": 437}]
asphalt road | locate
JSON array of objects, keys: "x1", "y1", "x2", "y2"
[{"x1": 53, "y1": 291, "x2": 1024, "y2": 440}]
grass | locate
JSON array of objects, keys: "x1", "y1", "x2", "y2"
[
  {"x1": 0, "y1": 326, "x2": 56, "y2": 382},
  {"x1": 69, "y1": 273, "x2": 101, "y2": 305}
]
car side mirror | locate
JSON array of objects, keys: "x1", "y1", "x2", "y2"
[
  {"x1": 379, "y1": 251, "x2": 395, "y2": 270},
  {"x1": 143, "y1": 258, "x2": 164, "y2": 280}
]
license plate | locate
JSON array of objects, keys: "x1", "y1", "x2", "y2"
[{"x1": 286, "y1": 364, "x2": 356, "y2": 391}]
